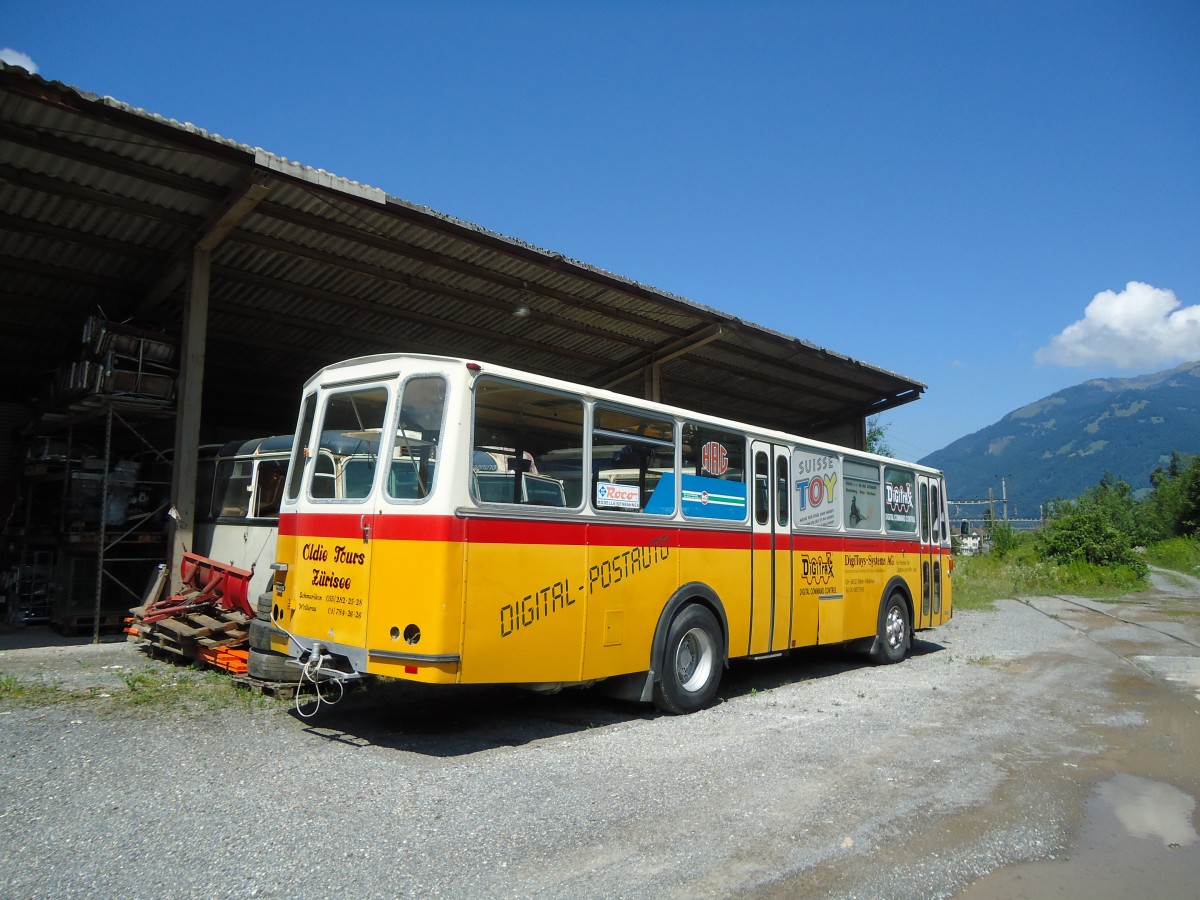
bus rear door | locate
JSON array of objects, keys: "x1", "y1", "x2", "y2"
[{"x1": 290, "y1": 385, "x2": 389, "y2": 657}]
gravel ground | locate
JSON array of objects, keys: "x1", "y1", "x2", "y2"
[{"x1": 0, "y1": 587, "x2": 1197, "y2": 899}]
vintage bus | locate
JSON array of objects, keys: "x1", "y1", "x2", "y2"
[
  {"x1": 263, "y1": 354, "x2": 952, "y2": 713},
  {"x1": 193, "y1": 435, "x2": 291, "y2": 601}
]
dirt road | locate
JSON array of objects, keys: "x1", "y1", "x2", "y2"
[{"x1": 0, "y1": 573, "x2": 1197, "y2": 898}]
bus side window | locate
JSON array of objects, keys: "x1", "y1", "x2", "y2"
[
  {"x1": 471, "y1": 377, "x2": 582, "y2": 509},
  {"x1": 884, "y1": 465, "x2": 917, "y2": 535},
  {"x1": 214, "y1": 459, "x2": 252, "y2": 518},
  {"x1": 844, "y1": 459, "x2": 881, "y2": 531},
  {"x1": 591, "y1": 404, "x2": 674, "y2": 515},
  {"x1": 254, "y1": 460, "x2": 287, "y2": 518},
  {"x1": 681, "y1": 423, "x2": 747, "y2": 522},
  {"x1": 311, "y1": 453, "x2": 337, "y2": 498}
]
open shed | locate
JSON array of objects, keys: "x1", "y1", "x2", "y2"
[{"x1": 0, "y1": 62, "x2": 924, "y2": 630}]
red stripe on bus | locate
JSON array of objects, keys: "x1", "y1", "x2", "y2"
[
  {"x1": 278, "y1": 512, "x2": 467, "y2": 542},
  {"x1": 278, "y1": 512, "x2": 364, "y2": 539},
  {"x1": 279, "y1": 511, "x2": 946, "y2": 557}
]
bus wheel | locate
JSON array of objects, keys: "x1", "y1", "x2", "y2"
[
  {"x1": 653, "y1": 604, "x2": 722, "y2": 714},
  {"x1": 869, "y1": 591, "x2": 910, "y2": 665}
]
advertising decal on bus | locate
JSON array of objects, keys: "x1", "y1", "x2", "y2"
[
  {"x1": 884, "y1": 466, "x2": 917, "y2": 532},
  {"x1": 793, "y1": 449, "x2": 840, "y2": 529},
  {"x1": 844, "y1": 460, "x2": 880, "y2": 529}
]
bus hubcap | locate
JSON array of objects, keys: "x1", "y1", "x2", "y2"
[
  {"x1": 677, "y1": 628, "x2": 715, "y2": 692},
  {"x1": 885, "y1": 606, "x2": 905, "y2": 649}
]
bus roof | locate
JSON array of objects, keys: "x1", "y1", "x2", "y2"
[{"x1": 302, "y1": 354, "x2": 944, "y2": 476}]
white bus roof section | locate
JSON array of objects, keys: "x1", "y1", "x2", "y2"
[{"x1": 0, "y1": 62, "x2": 924, "y2": 442}]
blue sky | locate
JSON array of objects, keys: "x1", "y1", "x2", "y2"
[{"x1": 4, "y1": 1, "x2": 1199, "y2": 461}]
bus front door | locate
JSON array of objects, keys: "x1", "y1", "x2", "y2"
[{"x1": 750, "y1": 442, "x2": 793, "y2": 655}]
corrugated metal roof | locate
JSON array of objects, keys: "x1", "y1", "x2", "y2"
[{"x1": 0, "y1": 61, "x2": 922, "y2": 442}]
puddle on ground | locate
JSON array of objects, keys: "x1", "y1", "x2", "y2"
[
  {"x1": 1132, "y1": 655, "x2": 1200, "y2": 702},
  {"x1": 958, "y1": 773, "x2": 1200, "y2": 899}
]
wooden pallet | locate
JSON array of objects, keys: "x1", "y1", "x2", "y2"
[
  {"x1": 126, "y1": 605, "x2": 250, "y2": 669},
  {"x1": 51, "y1": 612, "x2": 128, "y2": 636}
]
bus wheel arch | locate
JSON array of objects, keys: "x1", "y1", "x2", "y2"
[
  {"x1": 650, "y1": 583, "x2": 728, "y2": 714},
  {"x1": 868, "y1": 577, "x2": 913, "y2": 665}
]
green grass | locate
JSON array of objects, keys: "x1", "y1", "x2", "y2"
[
  {"x1": 1143, "y1": 535, "x2": 1200, "y2": 575},
  {"x1": 0, "y1": 664, "x2": 287, "y2": 714},
  {"x1": 0, "y1": 672, "x2": 66, "y2": 707},
  {"x1": 953, "y1": 538, "x2": 1146, "y2": 610}
]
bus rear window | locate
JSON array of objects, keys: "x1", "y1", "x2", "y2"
[
  {"x1": 310, "y1": 386, "x2": 389, "y2": 502},
  {"x1": 386, "y1": 375, "x2": 446, "y2": 502}
]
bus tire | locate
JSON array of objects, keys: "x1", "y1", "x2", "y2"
[
  {"x1": 869, "y1": 590, "x2": 910, "y2": 665},
  {"x1": 248, "y1": 647, "x2": 293, "y2": 682},
  {"x1": 652, "y1": 604, "x2": 722, "y2": 715},
  {"x1": 248, "y1": 617, "x2": 287, "y2": 653}
]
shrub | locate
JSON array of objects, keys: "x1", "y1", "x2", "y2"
[
  {"x1": 989, "y1": 521, "x2": 1020, "y2": 558},
  {"x1": 1036, "y1": 500, "x2": 1147, "y2": 578}
]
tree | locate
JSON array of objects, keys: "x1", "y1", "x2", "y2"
[
  {"x1": 866, "y1": 415, "x2": 893, "y2": 457},
  {"x1": 1139, "y1": 452, "x2": 1200, "y2": 539}
]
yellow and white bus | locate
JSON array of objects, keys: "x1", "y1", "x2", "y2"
[{"x1": 264, "y1": 354, "x2": 952, "y2": 713}]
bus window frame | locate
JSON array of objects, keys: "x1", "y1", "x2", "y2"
[
  {"x1": 883, "y1": 464, "x2": 919, "y2": 536},
  {"x1": 680, "y1": 422, "x2": 748, "y2": 524},
  {"x1": 590, "y1": 401, "x2": 677, "y2": 517},
  {"x1": 306, "y1": 382, "x2": 393, "y2": 505},
  {"x1": 382, "y1": 373, "x2": 448, "y2": 506},
  {"x1": 468, "y1": 374, "x2": 584, "y2": 512},
  {"x1": 843, "y1": 457, "x2": 883, "y2": 533}
]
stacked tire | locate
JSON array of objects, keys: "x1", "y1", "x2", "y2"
[{"x1": 248, "y1": 591, "x2": 293, "y2": 681}]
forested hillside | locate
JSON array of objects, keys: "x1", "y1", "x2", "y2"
[{"x1": 921, "y1": 362, "x2": 1200, "y2": 517}]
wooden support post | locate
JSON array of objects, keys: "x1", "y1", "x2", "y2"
[
  {"x1": 169, "y1": 247, "x2": 210, "y2": 586},
  {"x1": 644, "y1": 360, "x2": 662, "y2": 403}
]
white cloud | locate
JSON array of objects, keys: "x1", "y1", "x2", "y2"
[
  {"x1": 0, "y1": 48, "x2": 38, "y2": 74},
  {"x1": 1035, "y1": 281, "x2": 1200, "y2": 368}
]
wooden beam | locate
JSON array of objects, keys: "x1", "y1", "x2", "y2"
[
  {"x1": 135, "y1": 175, "x2": 271, "y2": 315},
  {"x1": 169, "y1": 247, "x2": 211, "y2": 583},
  {"x1": 601, "y1": 324, "x2": 724, "y2": 389}
]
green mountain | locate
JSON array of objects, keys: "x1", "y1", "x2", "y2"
[{"x1": 920, "y1": 361, "x2": 1200, "y2": 521}]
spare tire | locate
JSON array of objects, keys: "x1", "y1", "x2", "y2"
[
  {"x1": 248, "y1": 617, "x2": 289, "y2": 653},
  {"x1": 247, "y1": 646, "x2": 293, "y2": 682}
]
